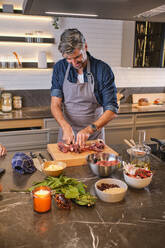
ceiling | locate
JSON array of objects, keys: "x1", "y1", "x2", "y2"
[{"x1": 22, "y1": 0, "x2": 165, "y2": 22}]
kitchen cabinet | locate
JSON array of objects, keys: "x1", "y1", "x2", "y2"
[
  {"x1": 0, "y1": 128, "x2": 50, "y2": 151},
  {"x1": 134, "y1": 112, "x2": 165, "y2": 141},
  {"x1": 0, "y1": 119, "x2": 47, "y2": 151},
  {"x1": 133, "y1": 21, "x2": 165, "y2": 67},
  {"x1": 105, "y1": 114, "x2": 134, "y2": 146},
  {"x1": 44, "y1": 118, "x2": 59, "y2": 143},
  {"x1": 44, "y1": 113, "x2": 165, "y2": 146},
  {"x1": 44, "y1": 115, "x2": 135, "y2": 146},
  {"x1": 1, "y1": 111, "x2": 165, "y2": 151},
  {"x1": 0, "y1": 119, "x2": 44, "y2": 130}
]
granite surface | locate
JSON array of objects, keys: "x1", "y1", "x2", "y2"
[
  {"x1": 0, "y1": 106, "x2": 52, "y2": 121},
  {"x1": 0, "y1": 146, "x2": 165, "y2": 248}
]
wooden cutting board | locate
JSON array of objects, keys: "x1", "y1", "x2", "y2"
[
  {"x1": 132, "y1": 103, "x2": 165, "y2": 110},
  {"x1": 132, "y1": 93, "x2": 165, "y2": 104},
  {"x1": 47, "y1": 141, "x2": 118, "y2": 167}
]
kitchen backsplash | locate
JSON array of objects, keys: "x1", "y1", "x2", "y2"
[
  {"x1": 5, "y1": 87, "x2": 165, "y2": 107},
  {"x1": 5, "y1": 90, "x2": 51, "y2": 107}
]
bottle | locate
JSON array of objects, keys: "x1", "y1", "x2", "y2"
[
  {"x1": 38, "y1": 51, "x2": 47, "y2": 69},
  {"x1": 1, "y1": 92, "x2": 12, "y2": 112},
  {"x1": 13, "y1": 96, "x2": 22, "y2": 110}
]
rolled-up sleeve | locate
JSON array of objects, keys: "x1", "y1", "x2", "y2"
[
  {"x1": 51, "y1": 62, "x2": 63, "y2": 98},
  {"x1": 99, "y1": 63, "x2": 118, "y2": 114}
]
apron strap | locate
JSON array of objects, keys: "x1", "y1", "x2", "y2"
[
  {"x1": 64, "y1": 63, "x2": 71, "y2": 82},
  {"x1": 87, "y1": 57, "x2": 95, "y2": 93}
]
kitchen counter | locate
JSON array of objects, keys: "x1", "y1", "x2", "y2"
[
  {"x1": 0, "y1": 145, "x2": 165, "y2": 248},
  {"x1": 0, "y1": 106, "x2": 52, "y2": 121},
  {"x1": 0, "y1": 104, "x2": 165, "y2": 121}
]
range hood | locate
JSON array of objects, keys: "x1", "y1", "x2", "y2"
[{"x1": 23, "y1": 0, "x2": 165, "y2": 22}]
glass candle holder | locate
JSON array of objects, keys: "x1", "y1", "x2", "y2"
[{"x1": 32, "y1": 186, "x2": 51, "y2": 213}]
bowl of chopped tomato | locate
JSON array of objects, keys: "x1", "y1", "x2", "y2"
[{"x1": 123, "y1": 163, "x2": 153, "y2": 189}]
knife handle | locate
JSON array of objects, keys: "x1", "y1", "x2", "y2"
[{"x1": 39, "y1": 153, "x2": 47, "y2": 162}]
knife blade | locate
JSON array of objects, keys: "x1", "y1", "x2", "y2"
[
  {"x1": 39, "y1": 153, "x2": 47, "y2": 162},
  {"x1": 30, "y1": 152, "x2": 42, "y2": 172}
]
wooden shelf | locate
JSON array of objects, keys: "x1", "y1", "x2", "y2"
[
  {"x1": 0, "y1": 62, "x2": 54, "y2": 69},
  {"x1": 22, "y1": 62, "x2": 54, "y2": 68},
  {"x1": 0, "y1": 36, "x2": 54, "y2": 44},
  {"x1": 0, "y1": 8, "x2": 22, "y2": 14}
]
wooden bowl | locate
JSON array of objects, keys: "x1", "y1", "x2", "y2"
[{"x1": 42, "y1": 161, "x2": 66, "y2": 177}]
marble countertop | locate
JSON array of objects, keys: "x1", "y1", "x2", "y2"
[
  {"x1": 0, "y1": 106, "x2": 52, "y2": 121},
  {"x1": 0, "y1": 145, "x2": 165, "y2": 248},
  {"x1": 0, "y1": 104, "x2": 165, "y2": 121}
]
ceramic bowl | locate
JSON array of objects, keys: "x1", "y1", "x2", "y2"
[
  {"x1": 86, "y1": 153, "x2": 120, "y2": 177},
  {"x1": 123, "y1": 173, "x2": 152, "y2": 189},
  {"x1": 95, "y1": 178, "x2": 127, "y2": 203},
  {"x1": 42, "y1": 161, "x2": 66, "y2": 177}
]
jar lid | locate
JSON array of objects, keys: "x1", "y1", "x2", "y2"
[
  {"x1": 2, "y1": 92, "x2": 12, "y2": 97},
  {"x1": 13, "y1": 96, "x2": 22, "y2": 99}
]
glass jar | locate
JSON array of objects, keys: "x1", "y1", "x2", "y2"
[
  {"x1": 129, "y1": 144, "x2": 151, "y2": 169},
  {"x1": 1, "y1": 93, "x2": 12, "y2": 112},
  {"x1": 25, "y1": 32, "x2": 33, "y2": 43},
  {"x1": 13, "y1": 96, "x2": 22, "y2": 110}
]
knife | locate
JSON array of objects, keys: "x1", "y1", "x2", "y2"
[
  {"x1": 39, "y1": 153, "x2": 47, "y2": 162},
  {"x1": 30, "y1": 152, "x2": 42, "y2": 172}
]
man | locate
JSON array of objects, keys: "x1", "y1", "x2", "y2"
[
  {"x1": 51, "y1": 28, "x2": 118, "y2": 146},
  {"x1": 0, "y1": 144, "x2": 6, "y2": 157}
]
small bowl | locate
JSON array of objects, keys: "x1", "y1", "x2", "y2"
[
  {"x1": 42, "y1": 161, "x2": 66, "y2": 177},
  {"x1": 86, "y1": 153, "x2": 120, "y2": 177},
  {"x1": 123, "y1": 172, "x2": 152, "y2": 189},
  {"x1": 95, "y1": 178, "x2": 127, "y2": 203}
]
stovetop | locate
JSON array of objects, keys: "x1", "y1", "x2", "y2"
[{"x1": 148, "y1": 143, "x2": 165, "y2": 161}]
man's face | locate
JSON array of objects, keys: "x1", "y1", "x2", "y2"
[{"x1": 63, "y1": 47, "x2": 87, "y2": 70}]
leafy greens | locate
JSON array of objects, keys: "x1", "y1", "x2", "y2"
[{"x1": 27, "y1": 175, "x2": 96, "y2": 207}]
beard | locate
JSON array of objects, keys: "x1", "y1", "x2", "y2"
[{"x1": 73, "y1": 61, "x2": 84, "y2": 69}]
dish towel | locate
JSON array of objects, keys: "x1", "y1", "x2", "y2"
[{"x1": 12, "y1": 152, "x2": 36, "y2": 174}]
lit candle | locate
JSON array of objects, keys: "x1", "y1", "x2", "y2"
[{"x1": 32, "y1": 186, "x2": 51, "y2": 213}]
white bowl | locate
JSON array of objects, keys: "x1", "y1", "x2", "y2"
[
  {"x1": 124, "y1": 173, "x2": 152, "y2": 189},
  {"x1": 95, "y1": 178, "x2": 128, "y2": 203}
]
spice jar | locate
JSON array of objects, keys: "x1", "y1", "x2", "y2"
[
  {"x1": 1, "y1": 92, "x2": 12, "y2": 112},
  {"x1": 13, "y1": 96, "x2": 22, "y2": 110}
]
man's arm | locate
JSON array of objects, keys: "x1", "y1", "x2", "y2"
[
  {"x1": 51, "y1": 96, "x2": 75, "y2": 144},
  {"x1": 0, "y1": 144, "x2": 7, "y2": 157},
  {"x1": 76, "y1": 110, "x2": 117, "y2": 145}
]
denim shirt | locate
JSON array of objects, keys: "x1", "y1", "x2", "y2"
[{"x1": 51, "y1": 52, "x2": 118, "y2": 113}]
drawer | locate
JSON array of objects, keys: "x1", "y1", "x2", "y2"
[
  {"x1": 135, "y1": 113, "x2": 165, "y2": 125},
  {"x1": 106, "y1": 114, "x2": 134, "y2": 127},
  {"x1": 0, "y1": 129, "x2": 50, "y2": 151},
  {"x1": 44, "y1": 118, "x2": 59, "y2": 129}
]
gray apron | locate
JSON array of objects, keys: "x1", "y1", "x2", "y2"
[{"x1": 58, "y1": 58, "x2": 104, "y2": 141}]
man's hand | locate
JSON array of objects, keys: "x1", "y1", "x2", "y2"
[
  {"x1": 0, "y1": 145, "x2": 7, "y2": 157},
  {"x1": 62, "y1": 125, "x2": 75, "y2": 144},
  {"x1": 76, "y1": 127, "x2": 92, "y2": 146}
]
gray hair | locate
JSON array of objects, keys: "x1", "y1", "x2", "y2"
[{"x1": 58, "y1": 28, "x2": 86, "y2": 55}]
